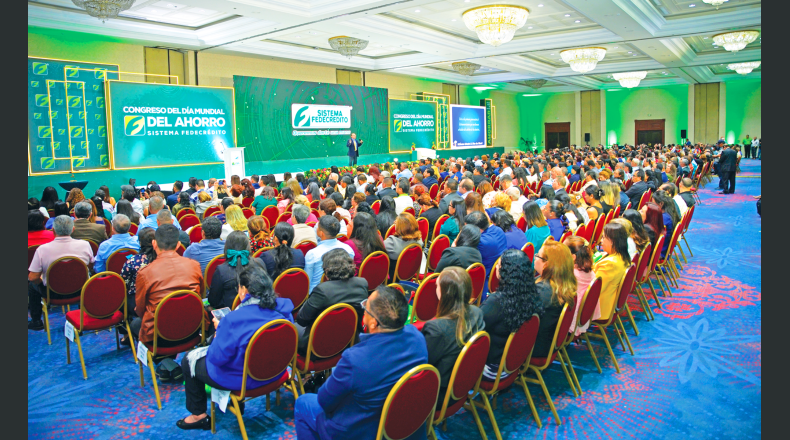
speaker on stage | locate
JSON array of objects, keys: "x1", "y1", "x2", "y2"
[
  {"x1": 681, "y1": 129, "x2": 687, "y2": 139},
  {"x1": 584, "y1": 133, "x2": 590, "y2": 143}
]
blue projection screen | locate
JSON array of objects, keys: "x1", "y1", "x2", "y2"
[{"x1": 450, "y1": 104, "x2": 487, "y2": 148}]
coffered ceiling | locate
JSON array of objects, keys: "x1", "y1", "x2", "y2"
[{"x1": 28, "y1": 0, "x2": 761, "y2": 93}]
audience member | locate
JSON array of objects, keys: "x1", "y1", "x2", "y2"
[
  {"x1": 137, "y1": 196, "x2": 182, "y2": 235},
  {"x1": 623, "y1": 209, "x2": 650, "y2": 252},
  {"x1": 71, "y1": 201, "x2": 108, "y2": 244},
  {"x1": 183, "y1": 217, "x2": 225, "y2": 273},
  {"x1": 434, "y1": 224, "x2": 483, "y2": 273},
  {"x1": 258, "y1": 222, "x2": 305, "y2": 280},
  {"x1": 94, "y1": 214, "x2": 140, "y2": 273},
  {"x1": 416, "y1": 193, "x2": 442, "y2": 242},
  {"x1": 172, "y1": 192, "x2": 194, "y2": 216},
  {"x1": 563, "y1": 236, "x2": 600, "y2": 336},
  {"x1": 678, "y1": 177, "x2": 696, "y2": 209},
  {"x1": 439, "y1": 198, "x2": 466, "y2": 244},
  {"x1": 305, "y1": 216, "x2": 354, "y2": 292},
  {"x1": 346, "y1": 212, "x2": 386, "y2": 271},
  {"x1": 649, "y1": 190, "x2": 679, "y2": 258},
  {"x1": 121, "y1": 228, "x2": 156, "y2": 334},
  {"x1": 532, "y1": 240, "x2": 576, "y2": 358},
  {"x1": 465, "y1": 210, "x2": 507, "y2": 300},
  {"x1": 208, "y1": 231, "x2": 255, "y2": 310},
  {"x1": 593, "y1": 223, "x2": 631, "y2": 321},
  {"x1": 315, "y1": 198, "x2": 348, "y2": 237},
  {"x1": 383, "y1": 213, "x2": 424, "y2": 280},
  {"x1": 28, "y1": 210, "x2": 54, "y2": 246},
  {"x1": 490, "y1": 209, "x2": 528, "y2": 251},
  {"x1": 543, "y1": 200, "x2": 569, "y2": 242},
  {"x1": 247, "y1": 215, "x2": 275, "y2": 253},
  {"x1": 375, "y1": 196, "x2": 397, "y2": 238},
  {"x1": 44, "y1": 201, "x2": 69, "y2": 230},
  {"x1": 393, "y1": 178, "x2": 413, "y2": 214},
  {"x1": 221, "y1": 205, "x2": 249, "y2": 240}
]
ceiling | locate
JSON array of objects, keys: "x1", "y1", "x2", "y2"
[{"x1": 28, "y1": 0, "x2": 762, "y2": 93}]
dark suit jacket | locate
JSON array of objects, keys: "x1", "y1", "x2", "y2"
[
  {"x1": 296, "y1": 277, "x2": 369, "y2": 349},
  {"x1": 258, "y1": 248, "x2": 305, "y2": 281},
  {"x1": 347, "y1": 138, "x2": 361, "y2": 158},
  {"x1": 438, "y1": 192, "x2": 463, "y2": 215},
  {"x1": 378, "y1": 187, "x2": 397, "y2": 200},
  {"x1": 554, "y1": 188, "x2": 568, "y2": 199},
  {"x1": 625, "y1": 181, "x2": 651, "y2": 208},
  {"x1": 719, "y1": 148, "x2": 738, "y2": 173},
  {"x1": 423, "y1": 176, "x2": 439, "y2": 189},
  {"x1": 679, "y1": 191, "x2": 696, "y2": 208},
  {"x1": 434, "y1": 246, "x2": 482, "y2": 273},
  {"x1": 71, "y1": 218, "x2": 107, "y2": 244}
]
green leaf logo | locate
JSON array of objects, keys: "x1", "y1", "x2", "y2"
[
  {"x1": 95, "y1": 97, "x2": 104, "y2": 108},
  {"x1": 51, "y1": 111, "x2": 58, "y2": 119},
  {"x1": 70, "y1": 126, "x2": 84, "y2": 138},
  {"x1": 85, "y1": 99, "x2": 92, "y2": 107},
  {"x1": 68, "y1": 96, "x2": 82, "y2": 108},
  {"x1": 79, "y1": 111, "x2": 85, "y2": 119},
  {"x1": 93, "y1": 84, "x2": 101, "y2": 91},
  {"x1": 87, "y1": 128, "x2": 94, "y2": 135},
  {"x1": 37, "y1": 126, "x2": 52, "y2": 138},
  {"x1": 31, "y1": 80, "x2": 40, "y2": 88},
  {"x1": 32, "y1": 62, "x2": 48, "y2": 76},
  {"x1": 53, "y1": 142, "x2": 61, "y2": 150},
  {"x1": 40, "y1": 157, "x2": 55, "y2": 169},
  {"x1": 35, "y1": 94, "x2": 49, "y2": 107},
  {"x1": 95, "y1": 114, "x2": 102, "y2": 120},
  {"x1": 394, "y1": 120, "x2": 402, "y2": 132},
  {"x1": 58, "y1": 129, "x2": 66, "y2": 135},
  {"x1": 34, "y1": 113, "x2": 42, "y2": 120},
  {"x1": 56, "y1": 99, "x2": 63, "y2": 106},
  {"x1": 36, "y1": 145, "x2": 44, "y2": 152},
  {"x1": 124, "y1": 115, "x2": 146, "y2": 136},
  {"x1": 96, "y1": 143, "x2": 104, "y2": 150},
  {"x1": 95, "y1": 69, "x2": 107, "y2": 80},
  {"x1": 65, "y1": 66, "x2": 79, "y2": 77},
  {"x1": 100, "y1": 155, "x2": 109, "y2": 166},
  {"x1": 72, "y1": 158, "x2": 85, "y2": 168},
  {"x1": 80, "y1": 141, "x2": 88, "y2": 149},
  {"x1": 98, "y1": 126, "x2": 106, "y2": 137}
]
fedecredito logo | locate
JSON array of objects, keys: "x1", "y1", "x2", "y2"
[
  {"x1": 125, "y1": 115, "x2": 146, "y2": 136},
  {"x1": 291, "y1": 104, "x2": 351, "y2": 129}
]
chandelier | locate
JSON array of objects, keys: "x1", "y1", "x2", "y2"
[
  {"x1": 328, "y1": 36, "x2": 369, "y2": 59},
  {"x1": 524, "y1": 79, "x2": 547, "y2": 89},
  {"x1": 452, "y1": 62, "x2": 482, "y2": 76},
  {"x1": 71, "y1": 0, "x2": 135, "y2": 22},
  {"x1": 727, "y1": 61, "x2": 760, "y2": 75},
  {"x1": 463, "y1": 5, "x2": 529, "y2": 47},
  {"x1": 612, "y1": 71, "x2": 647, "y2": 88},
  {"x1": 703, "y1": 0, "x2": 728, "y2": 9},
  {"x1": 712, "y1": 30, "x2": 759, "y2": 52},
  {"x1": 560, "y1": 47, "x2": 607, "y2": 73}
]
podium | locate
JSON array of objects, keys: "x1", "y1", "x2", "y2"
[
  {"x1": 224, "y1": 148, "x2": 246, "y2": 182},
  {"x1": 411, "y1": 148, "x2": 436, "y2": 162}
]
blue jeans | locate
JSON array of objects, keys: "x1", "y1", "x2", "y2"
[{"x1": 295, "y1": 394, "x2": 323, "y2": 440}]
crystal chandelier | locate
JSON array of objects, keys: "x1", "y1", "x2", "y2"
[
  {"x1": 712, "y1": 30, "x2": 759, "y2": 52},
  {"x1": 328, "y1": 36, "x2": 369, "y2": 59},
  {"x1": 703, "y1": 0, "x2": 728, "y2": 9},
  {"x1": 727, "y1": 61, "x2": 760, "y2": 75},
  {"x1": 524, "y1": 79, "x2": 547, "y2": 89},
  {"x1": 452, "y1": 62, "x2": 482, "y2": 76},
  {"x1": 463, "y1": 5, "x2": 529, "y2": 47},
  {"x1": 612, "y1": 71, "x2": 647, "y2": 88},
  {"x1": 560, "y1": 47, "x2": 607, "y2": 73},
  {"x1": 72, "y1": 0, "x2": 135, "y2": 22}
]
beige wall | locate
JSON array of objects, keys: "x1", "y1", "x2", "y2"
[
  {"x1": 580, "y1": 91, "x2": 602, "y2": 146},
  {"x1": 365, "y1": 72, "x2": 444, "y2": 99},
  {"x1": 458, "y1": 87, "x2": 521, "y2": 151},
  {"x1": 28, "y1": 27, "x2": 145, "y2": 75},
  {"x1": 694, "y1": 83, "x2": 721, "y2": 144},
  {"x1": 196, "y1": 52, "x2": 336, "y2": 87}
]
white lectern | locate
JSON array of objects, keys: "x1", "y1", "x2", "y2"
[{"x1": 224, "y1": 147, "x2": 246, "y2": 181}]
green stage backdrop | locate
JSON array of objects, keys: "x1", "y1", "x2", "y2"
[
  {"x1": 27, "y1": 57, "x2": 119, "y2": 174},
  {"x1": 106, "y1": 81, "x2": 236, "y2": 169},
  {"x1": 389, "y1": 99, "x2": 437, "y2": 151},
  {"x1": 234, "y1": 76, "x2": 388, "y2": 161}
]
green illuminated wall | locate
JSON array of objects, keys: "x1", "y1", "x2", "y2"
[
  {"x1": 517, "y1": 92, "x2": 576, "y2": 149},
  {"x1": 725, "y1": 79, "x2": 761, "y2": 143},
  {"x1": 604, "y1": 84, "x2": 688, "y2": 145}
]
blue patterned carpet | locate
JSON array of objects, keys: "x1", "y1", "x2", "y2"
[{"x1": 28, "y1": 160, "x2": 762, "y2": 439}]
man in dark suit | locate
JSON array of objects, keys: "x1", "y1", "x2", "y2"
[
  {"x1": 678, "y1": 177, "x2": 696, "y2": 208},
  {"x1": 377, "y1": 176, "x2": 397, "y2": 200},
  {"x1": 718, "y1": 144, "x2": 738, "y2": 194},
  {"x1": 438, "y1": 179, "x2": 463, "y2": 215},
  {"x1": 422, "y1": 168, "x2": 439, "y2": 189},
  {"x1": 71, "y1": 201, "x2": 108, "y2": 244},
  {"x1": 346, "y1": 133, "x2": 362, "y2": 166},
  {"x1": 624, "y1": 170, "x2": 654, "y2": 208}
]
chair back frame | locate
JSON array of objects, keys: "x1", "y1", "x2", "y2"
[
  {"x1": 273, "y1": 268, "x2": 311, "y2": 309},
  {"x1": 485, "y1": 315, "x2": 539, "y2": 393},
  {"x1": 393, "y1": 243, "x2": 423, "y2": 282},
  {"x1": 77, "y1": 271, "x2": 128, "y2": 331},
  {"x1": 466, "y1": 262, "x2": 486, "y2": 306},
  {"x1": 152, "y1": 290, "x2": 206, "y2": 355},
  {"x1": 237, "y1": 319, "x2": 298, "y2": 400},
  {"x1": 359, "y1": 251, "x2": 390, "y2": 290},
  {"x1": 376, "y1": 364, "x2": 441, "y2": 440},
  {"x1": 302, "y1": 303, "x2": 358, "y2": 372},
  {"x1": 410, "y1": 273, "x2": 440, "y2": 324},
  {"x1": 204, "y1": 255, "x2": 227, "y2": 294},
  {"x1": 531, "y1": 303, "x2": 571, "y2": 370},
  {"x1": 434, "y1": 331, "x2": 490, "y2": 423},
  {"x1": 45, "y1": 256, "x2": 91, "y2": 299}
]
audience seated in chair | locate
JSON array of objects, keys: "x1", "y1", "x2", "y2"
[
  {"x1": 136, "y1": 196, "x2": 182, "y2": 235},
  {"x1": 434, "y1": 224, "x2": 482, "y2": 273},
  {"x1": 290, "y1": 204, "x2": 318, "y2": 247},
  {"x1": 346, "y1": 212, "x2": 386, "y2": 272},
  {"x1": 94, "y1": 214, "x2": 140, "y2": 273},
  {"x1": 383, "y1": 213, "x2": 424, "y2": 280},
  {"x1": 27, "y1": 216, "x2": 94, "y2": 330},
  {"x1": 294, "y1": 285, "x2": 428, "y2": 440},
  {"x1": 465, "y1": 210, "x2": 507, "y2": 301},
  {"x1": 532, "y1": 240, "x2": 577, "y2": 358},
  {"x1": 29, "y1": 210, "x2": 55, "y2": 247},
  {"x1": 258, "y1": 222, "x2": 305, "y2": 280},
  {"x1": 304, "y1": 215, "x2": 354, "y2": 293},
  {"x1": 183, "y1": 217, "x2": 225, "y2": 273},
  {"x1": 71, "y1": 201, "x2": 108, "y2": 244},
  {"x1": 592, "y1": 223, "x2": 631, "y2": 323},
  {"x1": 207, "y1": 231, "x2": 254, "y2": 310}
]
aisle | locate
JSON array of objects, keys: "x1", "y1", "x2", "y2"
[{"x1": 28, "y1": 161, "x2": 762, "y2": 440}]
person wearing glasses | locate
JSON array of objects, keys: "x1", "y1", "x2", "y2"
[{"x1": 294, "y1": 285, "x2": 428, "y2": 440}]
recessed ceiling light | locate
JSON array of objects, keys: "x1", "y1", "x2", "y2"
[
  {"x1": 550, "y1": 53, "x2": 555, "y2": 55},
  {"x1": 703, "y1": 37, "x2": 709, "y2": 39},
  {"x1": 628, "y1": 51, "x2": 632, "y2": 53},
  {"x1": 528, "y1": 26, "x2": 533, "y2": 29},
  {"x1": 575, "y1": 20, "x2": 580, "y2": 23},
  {"x1": 414, "y1": 9, "x2": 420, "y2": 12},
  {"x1": 452, "y1": 19, "x2": 456, "y2": 21},
  {"x1": 538, "y1": 4, "x2": 544, "y2": 7},
  {"x1": 565, "y1": 14, "x2": 571, "y2": 17},
  {"x1": 689, "y1": 4, "x2": 696, "y2": 7}
]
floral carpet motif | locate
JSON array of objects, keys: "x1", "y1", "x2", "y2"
[{"x1": 28, "y1": 160, "x2": 762, "y2": 439}]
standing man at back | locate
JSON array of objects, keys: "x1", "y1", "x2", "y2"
[{"x1": 718, "y1": 144, "x2": 738, "y2": 195}]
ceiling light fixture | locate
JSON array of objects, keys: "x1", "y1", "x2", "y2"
[
  {"x1": 71, "y1": 0, "x2": 135, "y2": 22},
  {"x1": 328, "y1": 36, "x2": 369, "y2": 58},
  {"x1": 565, "y1": 14, "x2": 570, "y2": 17},
  {"x1": 463, "y1": 5, "x2": 530, "y2": 47},
  {"x1": 713, "y1": 30, "x2": 759, "y2": 52},
  {"x1": 538, "y1": 4, "x2": 544, "y2": 7},
  {"x1": 703, "y1": 0, "x2": 728, "y2": 9},
  {"x1": 689, "y1": 4, "x2": 696, "y2": 7},
  {"x1": 452, "y1": 61, "x2": 482, "y2": 76},
  {"x1": 524, "y1": 79, "x2": 548, "y2": 89},
  {"x1": 612, "y1": 71, "x2": 647, "y2": 88},
  {"x1": 561, "y1": 47, "x2": 606, "y2": 73},
  {"x1": 727, "y1": 61, "x2": 760, "y2": 74}
]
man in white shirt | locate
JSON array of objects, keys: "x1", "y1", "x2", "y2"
[
  {"x1": 393, "y1": 179, "x2": 413, "y2": 214},
  {"x1": 500, "y1": 159, "x2": 513, "y2": 176}
]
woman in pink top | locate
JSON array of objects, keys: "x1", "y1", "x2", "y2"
[
  {"x1": 564, "y1": 236, "x2": 601, "y2": 336},
  {"x1": 287, "y1": 195, "x2": 318, "y2": 226},
  {"x1": 277, "y1": 188, "x2": 296, "y2": 214}
]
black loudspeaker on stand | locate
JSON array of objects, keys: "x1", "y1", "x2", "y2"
[
  {"x1": 584, "y1": 133, "x2": 590, "y2": 142},
  {"x1": 681, "y1": 129, "x2": 687, "y2": 138}
]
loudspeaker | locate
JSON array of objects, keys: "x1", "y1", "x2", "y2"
[
  {"x1": 584, "y1": 133, "x2": 590, "y2": 142},
  {"x1": 681, "y1": 129, "x2": 687, "y2": 138}
]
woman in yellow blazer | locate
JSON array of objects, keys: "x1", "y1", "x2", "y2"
[{"x1": 593, "y1": 223, "x2": 632, "y2": 321}]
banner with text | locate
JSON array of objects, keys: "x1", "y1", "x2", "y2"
[
  {"x1": 107, "y1": 81, "x2": 236, "y2": 169},
  {"x1": 389, "y1": 99, "x2": 437, "y2": 151},
  {"x1": 450, "y1": 105, "x2": 486, "y2": 148}
]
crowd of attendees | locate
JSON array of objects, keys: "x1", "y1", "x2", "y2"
[{"x1": 28, "y1": 140, "x2": 721, "y2": 436}]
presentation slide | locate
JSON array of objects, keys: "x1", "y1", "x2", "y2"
[
  {"x1": 234, "y1": 76, "x2": 388, "y2": 162},
  {"x1": 389, "y1": 99, "x2": 437, "y2": 151},
  {"x1": 106, "y1": 81, "x2": 236, "y2": 169},
  {"x1": 27, "y1": 57, "x2": 119, "y2": 174},
  {"x1": 450, "y1": 105, "x2": 487, "y2": 148}
]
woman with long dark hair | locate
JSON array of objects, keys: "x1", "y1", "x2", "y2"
[
  {"x1": 44, "y1": 201, "x2": 69, "y2": 229},
  {"x1": 481, "y1": 249, "x2": 543, "y2": 379},
  {"x1": 583, "y1": 185, "x2": 604, "y2": 221},
  {"x1": 523, "y1": 200, "x2": 551, "y2": 254},
  {"x1": 278, "y1": 187, "x2": 296, "y2": 214},
  {"x1": 306, "y1": 182, "x2": 321, "y2": 203},
  {"x1": 346, "y1": 212, "x2": 386, "y2": 272},
  {"x1": 640, "y1": 202, "x2": 665, "y2": 250},
  {"x1": 434, "y1": 224, "x2": 482, "y2": 273},
  {"x1": 209, "y1": 231, "x2": 254, "y2": 309},
  {"x1": 563, "y1": 236, "x2": 600, "y2": 336},
  {"x1": 594, "y1": 223, "x2": 631, "y2": 321},
  {"x1": 439, "y1": 198, "x2": 466, "y2": 243},
  {"x1": 623, "y1": 209, "x2": 650, "y2": 252},
  {"x1": 422, "y1": 266, "x2": 485, "y2": 409},
  {"x1": 491, "y1": 209, "x2": 527, "y2": 251},
  {"x1": 538, "y1": 185, "x2": 556, "y2": 202},
  {"x1": 296, "y1": 173, "x2": 306, "y2": 190},
  {"x1": 258, "y1": 222, "x2": 305, "y2": 281},
  {"x1": 115, "y1": 199, "x2": 140, "y2": 224},
  {"x1": 40, "y1": 186, "x2": 59, "y2": 212},
  {"x1": 651, "y1": 190, "x2": 680, "y2": 258},
  {"x1": 416, "y1": 193, "x2": 441, "y2": 241},
  {"x1": 173, "y1": 191, "x2": 194, "y2": 216},
  {"x1": 375, "y1": 196, "x2": 397, "y2": 237}
]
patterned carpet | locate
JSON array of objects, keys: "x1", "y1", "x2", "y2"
[{"x1": 28, "y1": 160, "x2": 762, "y2": 440}]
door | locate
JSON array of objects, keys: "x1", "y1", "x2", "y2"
[
  {"x1": 634, "y1": 119, "x2": 665, "y2": 146},
  {"x1": 637, "y1": 130, "x2": 663, "y2": 146},
  {"x1": 545, "y1": 122, "x2": 571, "y2": 150}
]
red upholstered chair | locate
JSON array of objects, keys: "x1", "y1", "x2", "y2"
[
  {"x1": 210, "y1": 320, "x2": 300, "y2": 440},
  {"x1": 285, "y1": 203, "x2": 294, "y2": 213},
  {"x1": 376, "y1": 364, "x2": 441, "y2": 440},
  {"x1": 273, "y1": 269, "x2": 310, "y2": 314},
  {"x1": 631, "y1": 243, "x2": 655, "y2": 321},
  {"x1": 64, "y1": 272, "x2": 136, "y2": 379},
  {"x1": 656, "y1": 223, "x2": 685, "y2": 290},
  {"x1": 28, "y1": 244, "x2": 40, "y2": 270},
  {"x1": 272, "y1": 188, "x2": 279, "y2": 197},
  {"x1": 359, "y1": 251, "x2": 390, "y2": 291},
  {"x1": 589, "y1": 264, "x2": 638, "y2": 374},
  {"x1": 306, "y1": 221, "x2": 317, "y2": 228},
  {"x1": 241, "y1": 197, "x2": 254, "y2": 208},
  {"x1": 516, "y1": 216, "x2": 527, "y2": 232},
  {"x1": 175, "y1": 242, "x2": 186, "y2": 256},
  {"x1": 179, "y1": 214, "x2": 200, "y2": 230},
  {"x1": 242, "y1": 208, "x2": 255, "y2": 219},
  {"x1": 85, "y1": 239, "x2": 99, "y2": 257},
  {"x1": 604, "y1": 208, "x2": 616, "y2": 225},
  {"x1": 590, "y1": 215, "x2": 606, "y2": 247},
  {"x1": 624, "y1": 179, "x2": 633, "y2": 190},
  {"x1": 384, "y1": 224, "x2": 397, "y2": 239},
  {"x1": 523, "y1": 302, "x2": 576, "y2": 425},
  {"x1": 409, "y1": 273, "x2": 440, "y2": 325},
  {"x1": 432, "y1": 215, "x2": 449, "y2": 240},
  {"x1": 476, "y1": 315, "x2": 542, "y2": 430},
  {"x1": 466, "y1": 263, "x2": 486, "y2": 306},
  {"x1": 403, "y1": 207, "x2": 416, "y2": 217},
  {"x1": 294, "y1": 240, "x2": 317, "y2": 257},
  {"x1": 492, "y1": 179, "x2": 500, "y2": 190},
  {"x1": 262, "y1": 206, "x2": 280, "y2": 231},
  {"x1": 387, "y1": 283, "x2": 406, "y2": 296},
  {"x1": 393, "y1": 243, "x2": 423, "y2": 282},
  {"x1": 276, "y1": 212, "x2": 292, "y2": 225},
  {"x1": 638, "y1": 189, "x2": 652, "y2": 210},
  {"x1": 128, "y1": 222, "x2": 138, "y2": 236},
  {"x1": 203, "y1": 206, "x2": 221, "y2": 218},
  {"x1": 429, "y1": 184, "x2": 439, "y2": 200},
  {"x1": 574, "y1": 222, "x2": 587, "y2": 238},
  {"x1": 309, "y1": 200, "x2": 320, "y2": 210},
  {"x1": 521, "y1": 242, "x2": 535, "y2": 262},
  {"x1": 252, "y1": 247, "x2": 273, "y2": 259},
  {"x1": 371, "y1": 200, "x2": 381, "y2": 215},
  {"x1": 613, "y1": 204, "x2": 621, "y2": 218},
  {"x1": 336, "y1": 234, "x2": 349, "y2": 243},
  {"x1": 107, "y1": 248, "x2": 138, "y2": 274},
  {"x1": 429, "y1": 331, "x2": 491, "y2": 440},
  {"x1": 487, "y1": 257, "x2": 501, "y2": 294},
  {"x1": 188, "y1": 225, "x2": 203, "y2": 244},
  {"x1": 426, "y1": 235, "x2": 450, "y2": 273},
  {"x1": 204, "y1": 256, "x2": 227, "y2": 295},
  {"x1": 416, "y1": 217, "x2": 430, "y2": 244},
  {"x1": 559, "y1": 277, "x2": 602, "y2": 395},
  {"x1": 104, "y1": 220, "x2": 113, "y2": 238},
  {"x1": 296, "y1": 304, "x2": 358, "y2": 394},
  {"x1": 138, "y1": 290, "x2": 205, "y2": 410},
  {"x1": 176, "y1": 208, "x2": 195, "y2": 221},
  {"x1": 42, "y1": 257, "x2": 91, "y2": 345},
  {"x1": 559, "y1": 230, "x2": 572, "y2": 244}
]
